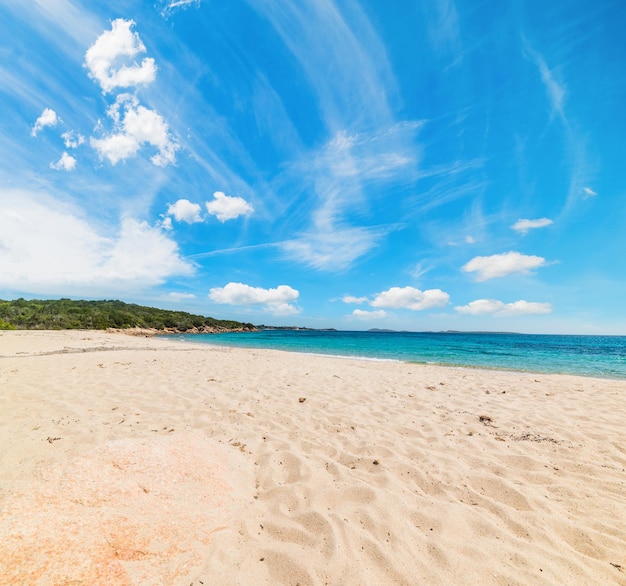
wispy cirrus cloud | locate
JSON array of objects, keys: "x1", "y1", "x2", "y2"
[
  {"x1": 279, "y1": 123, "x2": 421, "y2": 270},
  {"x1": 281, "y1": 226, "x2": 389, "y2": 272},
  {"x1": 523, "y1": 41, "x2": 566, "y2": 121},
  {"x1": 159, "y1": 0, "x2": 201, "y2": 17},
  {"x1": 250, "y1": 0, "x2": 396, "y2": 130},
  {"x1": 455, "y1": 299, "x2": 552, "y2": 316}
]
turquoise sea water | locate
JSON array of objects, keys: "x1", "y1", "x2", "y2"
[{"x1": 171, "y1": 330, "x2": 626, "y2": 379}]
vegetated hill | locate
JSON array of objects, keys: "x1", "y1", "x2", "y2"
[{"x1": 0, "y1": 298, "x2": 256, "y2": 332}]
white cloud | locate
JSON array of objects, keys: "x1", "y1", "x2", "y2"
[
  {"x1": 462, "y1": 251, "x2": 548, "y2": 281},
  {"x1": 91, "y1": 94, "x2": 178, "y2": 166},
  {"x1": 281, "y1": 226, "x2": 383, "y2": 272},
  {"x1": 61, "y1": 131, "x2": 85, "y2": 149},
  {"x1": 50, "y1": 152, "x2": 77, "y2": 171},
  {"x1": 31, "y1": 108, "x2": 58, "y2": 136},
  {"x1": 342, "y1": 295, "x2": 367, "y2": 304},
  {"x1": 205, "y1": 192, "x2": 254, "y2": 222},
  {"x1": 160, "y1": 0, "x2": 200, "y2": 16},
  {"x1": 85, "y1": 19, "x2": 157, "y2": 93},
  {"x1": 455, "y1": 299, "x2": 552, "y2": 316},
  {"x1": 511, "y1": 217, "x2": 553, "y2": 234},
  {"x1": 352, "y1": 309, "x2": 387, "y2": 319},
  {"x1": 582, "y1": 186, "x2": 597, "y2": 198},
  {"x1": 209, "y1": 282, "x2": 300, "y2": 315},
  {"x1": 524, "y1": 43, "x2": 565, "y2": 119},
  {"x1": 168, "y1": 292, "x2": 196, "y2": 300},
  {"x1": 0, "y1": 190, "x2": 193, "y2": 295},
  {"x1": 166, "y1": 199, "x2": 203, "y2": 223},
  {"x1": 371, "y1": 286, "x2": 450, "y2": 311}
]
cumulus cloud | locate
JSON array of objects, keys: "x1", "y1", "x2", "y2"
[
  {"x1": 342, "y1": 295, "x2": 367, "y2": 304},
  {"x1": 209, "y1": 282, "x2": 300, "y2": 315},
  {"x1": 50, "y1": 152, "x2": 77, "y2": 171},
  {"x1": 85, "y1": 19, "x2": 157, "y2": 93},
  {"x1": 166, "y1": 199, "x2": 203, "y2": 224},
  {"x1": 205, "y1": 192, "x2": 254, "y2": 222},
  {"x1": 455, "y1": 299, "x2": 552, "y2": 316},
  {"x1": 0, "y1": 190, "x2": 193, "y2": 295},
  {"x1": 371, "y1": 286, "x2": 450, "y2": 311},
  {"x1": 91, "y1": 94, "x2": 178, "y2": 166},
  {"x1": 462, "y1": 251, "x2": 548, "y2": 281},
  {"x1": 31, "y1": 108, "x2": 58, "y2": 136},
  {"x1": 511, "y1": 218, "x2": 553, "y2": 234},
  {"x1": 352, "y1": 309, "x2": 387, "y2": 319},
  {"x1": 582, "y1": 186, "x2": 597, "y2": 198},
  {"x1": 61, "y1": 131, "x2": 85, "y2": 149}
]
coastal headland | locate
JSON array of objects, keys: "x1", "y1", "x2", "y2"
[{"x1": 1, "y1": 330, "x2": 624, "y2": 584}]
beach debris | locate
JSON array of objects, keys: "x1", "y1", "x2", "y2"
[
  {"x1": 46, "y1": 436, "x2": 62, "y2": 443},
  {"x1": 512, "y1": 433, "x2": 558, "y2": 444},
  {"x1": 372, "y1": 460, "x2": 380, "y2": 465},
  {"x1": 298, "y1": 397, "x2": 307, "y2": 403},
  {"x1": 610, "y1": 562, "x2": 622, "y2": 572},
  {"x1": 479, "y1": 415, "x2": 493, "y2": 424}
]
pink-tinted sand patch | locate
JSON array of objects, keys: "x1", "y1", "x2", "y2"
[{"x1": 0, "y1": 433, "x2": 245, "y2": 585}]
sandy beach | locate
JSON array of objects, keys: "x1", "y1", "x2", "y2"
[{"x1": 0, "y1": 330, "x2": 624, "y2": 585}]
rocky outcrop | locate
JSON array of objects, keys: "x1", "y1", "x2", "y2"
[{"x1": 108, "y1": 325, "x2": 257, "y2": 337}]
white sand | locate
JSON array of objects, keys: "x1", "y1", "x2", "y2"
[{"x1": 0, "y1": 330, "x2": 625, "y2": 585}]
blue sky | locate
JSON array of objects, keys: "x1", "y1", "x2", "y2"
[{"x1": 1, "y1": 0, "x2": 625, "y2": 334}]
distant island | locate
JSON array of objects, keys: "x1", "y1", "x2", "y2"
[{"x1": 0, "y1": 298, "x2": 256, "y2": 334}]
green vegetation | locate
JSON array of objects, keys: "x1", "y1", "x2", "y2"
[{"x1": 0, "y1": 298, "x2": 255, "y2": 332}]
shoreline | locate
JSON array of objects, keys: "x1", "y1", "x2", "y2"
[
  {"x1": 163, "y1": 330, "x2": 626, "y2": 381},
  {"x1": 1, "y1": 330, "x2": 625, "y2": 584}
]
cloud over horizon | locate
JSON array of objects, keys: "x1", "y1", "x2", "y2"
[
  {"x1": 455, "y1": 299, "x2": 552, "y2": 316},
  {"x1": 209, "y1": 282, "x2": 300, "y2": 315},
  {"x1": 462, "y1": 252, "x2": 549, "y2": 281},
  {"x1": 0, "y1": 190, "x2": 193, "y2": 295}
]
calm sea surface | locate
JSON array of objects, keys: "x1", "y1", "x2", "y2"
[{"x1": 172, "y1": 330, "x2": 626, "y2": 379}]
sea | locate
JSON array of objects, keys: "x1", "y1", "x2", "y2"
[{"x1": 170, "y1": 330, "x2": 626, "y2": 380}]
